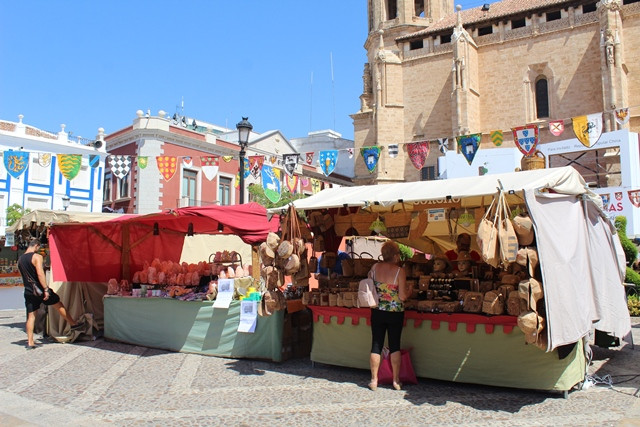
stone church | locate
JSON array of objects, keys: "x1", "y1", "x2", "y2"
[{"x1": 351, "y1": 0, "x2": 640, "y2": 184}]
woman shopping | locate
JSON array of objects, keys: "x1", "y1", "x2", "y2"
[{"x1": 368, "y1": 241, "x2": 410, "y2": 391}]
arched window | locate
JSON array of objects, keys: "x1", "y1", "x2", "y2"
[
  {"x1": 535, "y1": 77, "x2": 549, "y2": 119},
  {"x1": 387, "y1": 0, "x2": 397, "y2": 19}
]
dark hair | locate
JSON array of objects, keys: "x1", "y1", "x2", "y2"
[{"x1": 28, "y1": 240, "x2": 40, "y2": 248}]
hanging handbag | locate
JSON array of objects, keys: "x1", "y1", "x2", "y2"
[
  {"x1": 498, "y1": 193, "x2": 519, "y2": 264},
  {"x1": 357, "y1": 265, "x2": 378, "y2": 308},
  {"x1": 476, "y1": 194, "x2": 500, "y2": 268}
]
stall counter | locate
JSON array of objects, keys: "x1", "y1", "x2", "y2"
[
  {"x1": 309, "y1": 306, "x2": 586, "y2": 391},
  {"x1": 104, "y1": 296, "x2": 284, "y2": 361}
]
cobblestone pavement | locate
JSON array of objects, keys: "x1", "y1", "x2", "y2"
[{"x1": 1, "y1": 309, "x2": 639, "y2": 427}]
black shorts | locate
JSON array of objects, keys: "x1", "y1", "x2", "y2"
[{"x1": 24, "y1": 289, "x2": 60, "y2": 313}]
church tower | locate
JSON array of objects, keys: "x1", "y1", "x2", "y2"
[{"x1": 353, "y1": 0, "x2": 455, "y2": 184}]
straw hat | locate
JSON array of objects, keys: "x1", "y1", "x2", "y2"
[
  {"x1": 513, "y1": 214, "x2": 534, "y2": 246},
  {"x1": 517, "y1": 311, "x2": 545, "y2": 344}
]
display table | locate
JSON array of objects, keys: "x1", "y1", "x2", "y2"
[
  {"x1": 104, "y1": 296, "x2": 285, "y2": 361},
  {"x1": 309, "y1": 306, "x2": 586, "y2": 391}
]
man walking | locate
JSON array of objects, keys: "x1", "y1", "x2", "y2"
[{"x1": 18, "y1": 240, "x2": 83, "y2": 349}]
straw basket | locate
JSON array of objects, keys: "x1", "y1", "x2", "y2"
[{"x1": 521, "y1": 150, "x2": 546, "y2": 171}]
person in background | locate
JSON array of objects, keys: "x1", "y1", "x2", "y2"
[
  {"x1": 18, "y1": 240, "x2": 84, "y2": 349},
  {"x1": 445, "y1": 232, "x2": 481, "y2": 262},
  {"x1": 368, "y1": 241, "x2": 410, "y2": 391},
  {"x1": 314, "y1": 250, "x2": 351, "y2": 280}
]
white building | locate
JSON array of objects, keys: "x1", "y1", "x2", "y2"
[{"x1": 0, "y1": 115, "x2": 107, "y2": 234}]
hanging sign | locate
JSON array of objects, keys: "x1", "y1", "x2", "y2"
[
  {"x1": 549, "y1": 120, "x2": 565, "y2": 136},
  {"x1": 438, "y1": 138, "x2": 449, "y2": 154},
  {"x1": 108, "y1": 155, "x2": 131, "y2": 180},
  {"x1": 490, "y1": 130, "x2": 503, "y2": 146},
  {"x1": 156, "y1": 156, "x2": 178, "y2": 181},
  {"x1": 249, "y1": 155, "x2": 264, "y2": 180},
  {"x1": 285, "y1": 174, "x2": 298, "y2": 194}
]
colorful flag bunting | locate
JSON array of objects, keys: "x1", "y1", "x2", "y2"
[
  {"x1": 388, "y1": 144, "x2": 399, "y2": 158},
  {"x1": 549, "y1": 120, "x2": 565, "y2": 136},
  {"x1": 319, "y1": 150, "x2": 338, "y2": 176},
  {"x1": 360, "y1": 146, "x2": 381, "y2": 173},
  {"x1": 572, "y1": 113, "x2": 603, "y2": 148},
  {"x1": 406, "y1": 141, "x2": 429, "y2": 170},
  {"x1": 305, "y1": 152, "x2": 314, "y2": 166},
  {"x1": 137, "y1": 156, "x2": 148, "y2": 169},
  {"x1": 438, "y1": 138, "x2": 449, "y2": 154},
  {"x1": 615, "y1": 108, "x2": 630, "y2": 125},
  {"x1": 38, "y1": 153, "x2": 52, "y2": 168},
  {"x1": 58, "y1": 154, "x2": 82, "y2": 181},
  {"x1": 261, "y1": 165, "x2": 281, "y2": 203},
  {"x1": 456, "y1": 134, "x2": 481, "y2": 165},
  {"x1": 108, "y1": 155, "x2": 131, "y2": 180},
  {"x1": 282, "y1": 153, "x2": 299, "y2": 177},
  {"x1": 249, "y1": 155, "x2": 264, "y2": 179},
  {"x1": 156, "y1": 156, "x2": 178, "y2": 181},
  {"x1": 4, "y1": 151, "x2": 29, "y2": 179},
  {"x1": 512, "y1": 125, "x2": 539, "y2": 156},
  {"x1": 285, "y1": 174, "x2": 298, "y2": 193},
  {"x1": 88, "y1": 154, "x2": 100, "y2": 168},
  {"x1": 200, "y1": 156, "x2": 219, "y2": 181},
  {"x1": 490, "y1": 130, "x2": 503, "y2": 146}
]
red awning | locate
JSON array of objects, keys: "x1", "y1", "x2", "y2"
[{"x1": 49, "y1": 203, "x2": 279, "y2": 282}]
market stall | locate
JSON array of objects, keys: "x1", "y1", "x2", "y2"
[
  {"x1": 276, "y1": 166, "x2": 631, "y2": 391},
  {"x1": 44, "y1": 203, "x2": 311, "y2": 361}
]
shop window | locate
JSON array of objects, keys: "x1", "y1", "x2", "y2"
[
  {"x1": 478, "y1": 25, "x2": 493, "y2": 36},
  {"x1": 440, "y1": 33, "x2": 452, "y2": 44},
  {"x1": 535, "y1": 77, "x2": 549, "y2": 119},
  {"x1": 103, "y1": 171, "x2": 112, "y2": 202},
  {"x1": 421, "y1": 165, "x2": 437, "y2": 181},
  {"x1": 218, "y1": 176, "x2": 232, "y2": 206},
  {"x1": 582, "y1": 2, "x2": 597, "y2": 12},
  {"x1": 415, "y1": 0, "x2": 425, "y2": 17},
  {"x1": 182, "y1": 169, "x2": 197, "y2": 205},
  {"x1": 511, "y1": 18, "x2": 526, "y2": 29},
  {"x1": 546, "y1": 10, "x2": 561, "y2": 21},
  {"x1": 387, "y1": 0, "x2": 397, "y2": 19},
  {"x1": 409, "y1": 39, "x2": 424, "y2": 50},
  {"x1": 118, "y1": 174, "x2": 130, "y2": 199},
  {"x1": 548, "y1": 147, "x2": 621, "y2": 188}
]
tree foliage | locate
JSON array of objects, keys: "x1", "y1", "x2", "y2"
[
  {"x1": 247, "y1": 184, "x2": 307, "y2": 210},
  {"x1": 6, "y1": 204, "x2": 31, "y2": 227},
  {"x1": 615, "y1": 216, "x2": 638, "y2": 266}
]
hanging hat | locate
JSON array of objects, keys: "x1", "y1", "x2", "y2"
[
  {"x1": 513, "y1": 214, "x2": 534, "y2": 246},
  {"x1": 517, "y1": 311, "x2": 545, "y2": 344}
]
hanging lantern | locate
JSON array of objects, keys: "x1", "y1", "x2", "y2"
[
  {"x1": 458, "y1": 209, "x2": 475, "y2": 227},
  {"x1": 369, "y1": 216, "x2": 387, "y2": 234}
]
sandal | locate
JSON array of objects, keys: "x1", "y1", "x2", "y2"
[
  {"x1": 368, "y1": 380, "x2": 378, "y2": 391},
  {"x1": 392, "y1": 381, "x2": 402, "y2": 391}
]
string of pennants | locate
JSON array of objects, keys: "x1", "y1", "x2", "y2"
[
  {"x1": 358, "y1": 107, "x2": 634, "y2": 171},
  {"x1": 1, "y1": 107, "x2": 632, "y2": 187}
]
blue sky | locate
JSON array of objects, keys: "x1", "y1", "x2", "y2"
[{"x1": 0, "y1": 0, "x2": 483, "y2": 142}]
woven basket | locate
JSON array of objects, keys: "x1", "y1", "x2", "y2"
[{"x1": 521, "y1": 150, "x2": 546, "y2": 171}]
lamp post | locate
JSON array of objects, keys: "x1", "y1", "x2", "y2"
[
  {"x1": 62, "y1": 195, "x2": 70, "y2": 211},
  {"x1": 236, "y1": 117, "x2": 253, "y2": 204}
]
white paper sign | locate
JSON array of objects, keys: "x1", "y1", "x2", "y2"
[
  {"x1": 213, "y1": 279, "x2": 234, "y2": 309},
  {"x1": 238, "y1": 300, "x2": 257, "y2": 333}
]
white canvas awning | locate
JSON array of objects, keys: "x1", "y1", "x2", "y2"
[
  {"x1": 280, "y1": 167, "x2": 631, "y2": 351},
  {"x1": 6, "y1": 209, "x2": 127, "y2": 234}
]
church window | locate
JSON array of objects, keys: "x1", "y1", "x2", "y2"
[
  {"x1": 478, "y1": 25, "x2": 493, "y2": 36},
  {"x1": 410, "y1": 39, "x2": 424, "y2": 50},
  {"x1": 415, "y1": 0, "x2": 425, "y2": 17},
  {"x1": 387, "y1": 0, "x2": 397, "y2": 19},
  {"x1": 511, "y1": 18, "x2": 526, "y2": 29},
  {"x1": 535, "y1": 77, "x2": 549, "y2": 119},
  {"x1": 440, "y1": 33, "x2": 452, "y2": 44},
  {"x1": 582, "y1": 3, "x2": 597, "y2": 13},
  {"x1": 546, "y1": 10, "x2": 561, "y2": 21}
]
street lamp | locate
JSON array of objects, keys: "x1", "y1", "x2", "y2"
[
  {"x1": 236, "y1": 117, "x2": 253, "y2": 204},
  {"x1": 62, "y1": 195, "x2": 70, "y2": 211}
]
